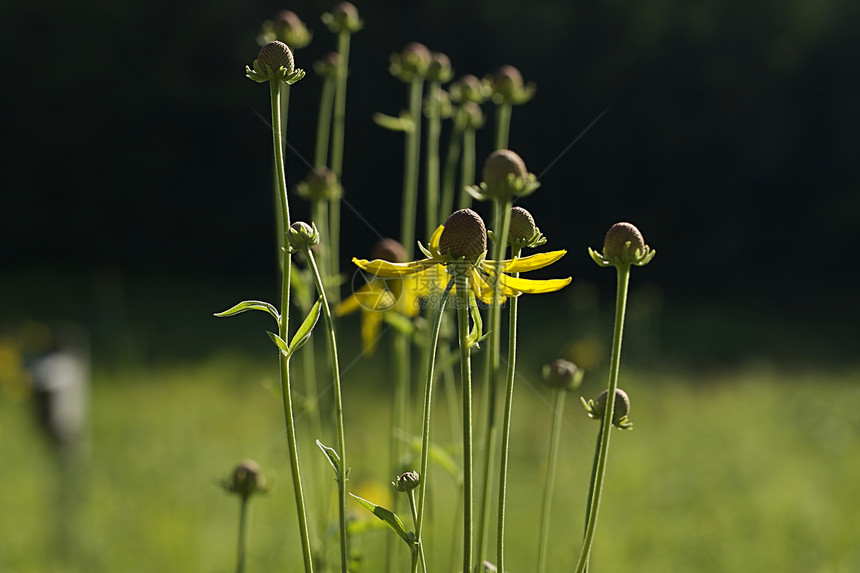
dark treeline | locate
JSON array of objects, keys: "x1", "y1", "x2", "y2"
[{"x1": 2, "y1": 0, "x2": 858, "y2": 320}]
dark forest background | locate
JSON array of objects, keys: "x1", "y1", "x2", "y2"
[{"x1": 2, "y1": 0, "x2": 859, "y2": 363}]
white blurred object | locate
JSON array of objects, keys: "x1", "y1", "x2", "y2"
[{"x1": 30, "y1": 326, "x2": 89, "y2": 447}]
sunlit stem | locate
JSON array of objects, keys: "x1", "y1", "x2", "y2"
[
  {"x1": 408, "y1": 489, "x2": 428, "y2": 573},
  {"x1": 457, "y1": 126, "x2": 476, "y2": 211},
  {"x1": 476, "y1": 199, "x2": 512, "y2": 561},
  {"x1": 313, "y1": 72, "x2": 336, "y2": 292},
  {"x1": 400, "y1": 77, "x2": 424, "y2": 259},
  {"x1": 425, "y1": 80, "x2": 442, "y2": 232},
  {"x1": 496, "y1": 245, "x2": 522, "y2": 572},
  {"x1": 269, "y1": 78, "x2": 314, "y2": 573},
  {"x1": 454, "y1": 269, "x2": 474, "y2": 573},
  {"x1": 536, "y1": 388, "x2": 567, "y2": 573},
  {"x1": 305, "y1": 248, "x2": 349, "y2": 573},
  {"x1": 235, "y1": 495, "x2": 252, "y2": 573},
  {"x1": 415, "y1": 278, "x2": 455, "y2": 552},
  {"x1": 440, "y1": 109, "x2": 466, "y2": 222},
  {"x1": 329, "y1": 30, "x2": 352, "y2": 304},
  {"x1": 494, "y1": 102, "x2": 512, "y2": 150},
  {"x1": 574, "y1": 263, "x2": 632, "y2": 573}
]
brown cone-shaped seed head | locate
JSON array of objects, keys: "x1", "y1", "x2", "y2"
[
  {"x1": 493, "y1": 65, "x2": 524, "y2": 96},
  {"x1": 232, "y1": 459, "x2": 266, "y2": 498},
  {"x1": 274, "y1": 10, "x2": 302, "y2": 33},
  {"x1": 372, "y1": 238, "x2": 407, "y2": 263},
  {"x1": 543, "y1": 358, "x2": 580, "y2": 390},
  {"x1": 393, "y1": 470, "x2": 421, "y2": 492},
  {"x1": 438, "y1": 209, "x2": 487, "y2": 262},
  {"x1": 332, "y1": 1, "x2": 358, "y2": 21},
  {"x1": 508, "y1": 206, "x2": 536, "y2": 242},
  {"x1": 257, "y1": 41, "x2": 295, "y2": 73},
  {"x1": 483, "y1": 149, "x2": 528, "y2": 188},
  {"x1": 603, "y1": 222, "x2": 645, "y2": 259},
  {"x1": 594, "y1": 388, "x2": 630, "y2": 424}
]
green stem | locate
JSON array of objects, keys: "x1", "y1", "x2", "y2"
[
  {"x1": 329, "y1": 31, "x2": 351, "y2": 305},
  {"x1": 455, "y1": 270, "x2": 474, "y2": 573},
  {"x1": 494, "y1": 102, "x2": 512, "y2": 150},
  {"x1": 235, "y1": 496, "x2": 252, "y2": 573},
  {"x1": 496, "y1": 245, "x2": 522, "y2": 572},
  {"x1": 314, "y1": 77, "x2": 336, "y2": 169},
  {"x1": 574, "y1": 264, "x2": 632, "y2": 573},
  {"x1": 306, "y1": 249, "x2": 349, "y2": 573},
  {"x1": 536, "y1": 389, "x2": 566, "y2": 573},
  {"x1": 400, "y1": 77, "x2": 424, "y2": 259},
  {"x1": 476, "y1": 199, "x2": 512, "y2": 562},
  {"x1": 440, "y1": 109, "x2": 466, "y2": 222},
  {"x1": 457, "y1": 126, "x2": 476, "y2": 211},
  {"x1": 408, "y1": 490, "x2": 428, "y2": 573},
  {"x1": 415, "y1": 278, "x2": 455, "y2": 549},
  {"x1": 270, "y1": 78, "x2": 314, "y2": 573},
  {"x1": 425, "y1": 80, "x2": 442, "y2": 232}
]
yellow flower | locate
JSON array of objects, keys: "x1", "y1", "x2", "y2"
[{"x1": 351, "y1": 209, "x2": 571, "y2": 306}]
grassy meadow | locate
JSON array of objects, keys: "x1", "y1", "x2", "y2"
[{"x1": 2, "y1": 292, "x2": 859, "y2": 573}]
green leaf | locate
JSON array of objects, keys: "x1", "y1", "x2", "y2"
[
  {"x1": 316, "y1": 439, "x2": 341, "y2": 479},
  {"x1": 287, "y1": 297, "x2": 322, "y2": 357},
  {"x1": 267, "y1": 331, "x2": 289, "y2": 354},
  {"x1": 349, "y1": 494, "x2": 413, "y2": 546},
  {"x1": 214, "y1": 300, "x2": 279, "y2": 322}
]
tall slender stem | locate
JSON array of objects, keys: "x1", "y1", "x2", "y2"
[
  {"x1": 457, "y1": 127, "x2": 476, "y2": 210},
  {"x1": 306, "y1": 249, "x2": 349, "y2": 573},
  {"x1": 494, "y1": 103, "x2": 512, "y2": 150},
  {"x1": 455, "y1": 271, "x2": 474, "y2": 573},
  {"x1": 440, "y1": 110, "x2": 465, "y2": 222},
  {"x1": 235, "y1": 497, "x2": 251, "y2": 573},
  {"x1": 329, "y1": 31, "x2": 352, "y2": 304},
  {"x1": 496, "y1": 245, "x2": 522, "y2": 572},
  {"x1": 408, "y1": 490, "x2": 428, "y2": 573},
  {"x1": 536, "y1": 389, "x2": 566, "y2": 573},
  {"x1": 476, "y1": 199, "x2": 512, "y2": 562},
  {"x1": 400, "y1": 78, "x2": 424, "y2": 259},
  {"x1": 416, "y1": 278, "x2": 455, "y2": 547},
  {"x1": 574, "y1": 264, "x2": 632, "y2": 573},
  {"x1": 425, "y1": 80, "x2": 442, "y2": 233},
  {"x1": 270, "y1": 79, "x2": 314, "y2": 573}
]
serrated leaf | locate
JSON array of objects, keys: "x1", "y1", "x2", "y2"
[
  {"x1": 287, "y1": 297, "x2": 322, "y2": 357},
  {"x1": 349, "y1": 494, "x2": 412, "y2": 545},
  {"x1": 214, "y1": 300, "x2": 279, "y2": 322},
  {"x1": 316, "y1": 439, "x2": 341, "y2": 479},
  {"x1": 267, "y1": 331, "x2": 290, "y2": 354}
]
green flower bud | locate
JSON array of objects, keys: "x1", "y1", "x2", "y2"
[
  {"x1": 392, "y1": 470, "x2": 421, "y2": 492},
  {"x1": 490, "y1": 65, "x2": 536, "y2": 105},
  {"x1": 372, "y1": 238, "x2": 407, "y2": 263},
  {"x1": 461, "y1": 101, "x2": 485, "y2": 130},
  {"x1": 590, "y1": 221, "x2": 655, "y2": 267},
  {"x1": 449, "y1": 74, "x2": 491, "y2": 104},
  {"x1": 390, "y1": 42, "x2": 432, "y2": 82},
  {"x1": 225, "y1": 459, "x2": 268, "y2": 499},
  {"x1": 257, "y1": 41, "x2": 295, "y2": 74},
  {"x1": 469, "y1": 150, "x2": 540, "y2": 202},
  {"x1": 272, "y1": 10, "x2": 312, "y2": 48},
  {"x1": 542, "y1": 358, "x2": 583, "y2": 391},
  {"x1": 287, "y1": 221, "x2": 320, "y2": 252},
  {"x1": 247, "y1": 41, "x2": 305, "y2": 84},
  {"x1": 438, "y1": 209, "x2": 487, "y2": 263},
  {"x1": 427, "y1": 52, "x2": 454, "y2": 83},
  {"x1": 322, "y1": 2, "x2": 363, "y2": 34},
  {"x1": 314, "y1": 52, "x2": 340, "y2": 79},
  {"x1": 585, "y1": 388, "x2": 633, "y2": 429},
  {"x1": 296, "y1": 167, "x2": 342, "y2": 202}
]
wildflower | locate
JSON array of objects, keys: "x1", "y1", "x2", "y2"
[{"x1": 351, "y1": 209, "x2": 571, "y2": 306}]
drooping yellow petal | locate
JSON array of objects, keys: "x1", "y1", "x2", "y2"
[
  {"x1": 498, "y1": 273, "x2": 572, "y2": 294},
  {"x1": 352, "y1": 257, "x2": 434, "y2": 277},
  {"x1": 482, "y1": 250, "x2": 568, "y2": 274},
  {"x1": 470, "y1": 268, "x2": 508, "y2": 304},
  {"x1": 428, "y1": 225, "x2": 445, "y2": 250}
]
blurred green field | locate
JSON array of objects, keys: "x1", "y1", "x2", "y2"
[{"x1": 2, "y1": 347, "x2": 859, "y2": 572}]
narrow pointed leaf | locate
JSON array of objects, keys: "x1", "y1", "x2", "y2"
[
  {"x1": 288, "y1": 297, "x2": 322, "y2": 356},
  {"x1": 316, "y1": 439, "x2": 341, "y2": 479},
  {"x1": 267, "y1": 331, "x2": 289, "y2": 354},
  {"x1": 214, "y1": 300, "x2": 279, "y2": 322},
  {"x1": 349, "y1": 494, "x2": 412, "y2": 545}
]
